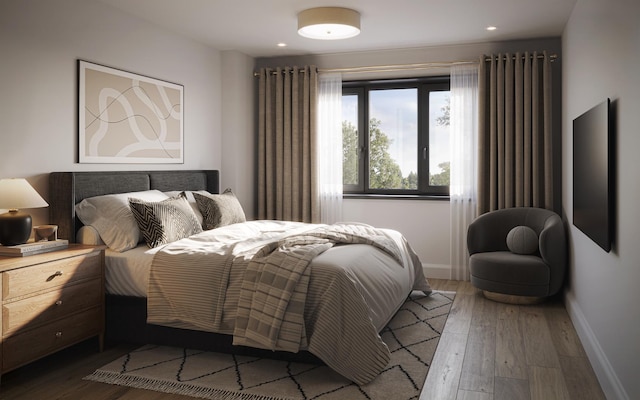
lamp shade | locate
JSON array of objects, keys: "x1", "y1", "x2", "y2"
[
  {"x1": 298, "y1": 7, "x2": 360, "y2": 40},
  {"x1": 0, "y1": 178, "x2": 48, "y2": 246},
  {"x1": 0, "y1": 178, "x2": 49, "y2": 210}
]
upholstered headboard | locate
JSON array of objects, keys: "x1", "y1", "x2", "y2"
[{"x1": 49, "y1": 170, "x2": 219, "y2": 242}]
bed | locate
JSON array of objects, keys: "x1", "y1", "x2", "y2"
[{"x1": 49, "y1": 170, "x2": 431, "y2": 385}]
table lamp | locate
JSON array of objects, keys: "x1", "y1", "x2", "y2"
[{"x1": 0, "y1": 178, "x2": 49, "y2": 246}]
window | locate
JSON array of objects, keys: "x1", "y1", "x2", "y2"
[{"x1": 342, "y1": 77, "x2": 450, "y2": 196}]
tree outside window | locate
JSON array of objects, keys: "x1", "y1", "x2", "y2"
[{"x1": 342, "y1": 77, "x2": 450, "y2": 196}]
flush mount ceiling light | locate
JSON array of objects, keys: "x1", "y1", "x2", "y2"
[{"x1": 297, "y1": 7, "x2": 361, "y2": 40}]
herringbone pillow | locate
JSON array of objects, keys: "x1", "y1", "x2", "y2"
[{"x1": 129, "y1": 195, "x2": 203, "y2": 248}]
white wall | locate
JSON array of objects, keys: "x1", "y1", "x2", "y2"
[
  {"x1": 562, "y1": 0, "x2": 640, "y2": 398},
  {"x1": 344, "y1": 199, "x2": 451, "y2": 277},
  {"x1": 0, "y1": 0, "x2": 223, "y2": 227},
  {"x1": 256, "y1": 38, "x2": 562, "y2": 277},
  {"x1": 221, "y1": 51, "x2": 256, "y2": 220}
]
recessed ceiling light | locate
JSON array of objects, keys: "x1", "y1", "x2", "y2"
[
  {"x1": 486, "y1": 26, "x2": 497, "y2": 31},
  {"x1": 277, "y1": 43, "x2": 287, "y2": 47}
]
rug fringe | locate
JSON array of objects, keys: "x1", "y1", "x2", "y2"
[{"x1": 84, "y1": 370, "x2": 294, "y2": 400}]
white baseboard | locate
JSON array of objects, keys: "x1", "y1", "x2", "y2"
[
  {"x1": 423, "y1": 263, "x2": 450, "y2": 280},
  {"x1": 564, "y1": 291, "x2": 629, "y2": 400}
]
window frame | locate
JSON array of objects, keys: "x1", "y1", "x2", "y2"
[{"x1": 342, "y1": 76, "x2": 451, "y2": 197}]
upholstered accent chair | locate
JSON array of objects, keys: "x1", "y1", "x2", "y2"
[{"x1": 467, "y1": 207, "x2": 567, "y2": 302}]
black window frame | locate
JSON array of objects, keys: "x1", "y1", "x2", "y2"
[{"x1": 342, "y1": 76, "x2": 451, "y2": 197}]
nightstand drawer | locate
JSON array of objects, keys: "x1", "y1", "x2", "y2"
[
  {"x1": 2, "y1": 252, "x2": 101, "y2": 301},
  {"x1": 3, "y1": 278, "x2": 102, "y2": 336},
  {"x1": 2, "y1": 307, "x2": 102, "y2": 372}
]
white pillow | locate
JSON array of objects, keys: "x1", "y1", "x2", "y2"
[
  {"x1": 76, "y1": 225, "x2": 105, "y2": 246},
  {"x1": 75, "y1": 190, "x2": 168, "y2": 252}
]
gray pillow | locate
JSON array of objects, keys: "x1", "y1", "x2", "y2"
[
  {"x1": 129, "y1": 195, "x2": 203, "y2": 248},
  {"x1": 506, "y1": 225, "x2": 538, "y2": 255},
  {"x1": 163, "y1": 190, "x2": 208, "y2": 226},
  {"x1": 194, "y1": 189, "x2": 246, "y2": 230}
]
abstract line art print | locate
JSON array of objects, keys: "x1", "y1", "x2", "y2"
[{"x1": 78, "y1": 60, "x2": 184, "y2": 163}]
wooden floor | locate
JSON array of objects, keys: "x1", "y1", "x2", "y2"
[
  {"x1": 0, "y1": 280, "x2": 606, "y2": 400},
  {"x1": 422, "y1": 279, "x2": 606, "y2": 400}
]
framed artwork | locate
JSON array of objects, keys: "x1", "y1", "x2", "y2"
[{"x1": 78, "y1": 60, "x2": 184, "y2": 163}]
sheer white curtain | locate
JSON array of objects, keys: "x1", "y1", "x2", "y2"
[
  {"x1": 450, "y1": 64, "x2": 479, "y2": 281},
  {"x1": 317, "y1": 72, "x2": 343, "y2": 224}
]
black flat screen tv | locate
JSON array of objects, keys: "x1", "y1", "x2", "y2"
[{"x1": 573, "y1": 99, "x2": 612, "y2": 252}]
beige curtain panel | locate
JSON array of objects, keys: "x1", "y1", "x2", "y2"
[
  {"x1": 257, "y1": 66, "x2": 319, "y2": 223},
  {"x1": 477, "y1": 52, "x2": 553, "y2": 214}
]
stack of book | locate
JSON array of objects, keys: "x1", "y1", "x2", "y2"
[{"x1": 0, "y1": 240, "x2": 69, "y2": 257}]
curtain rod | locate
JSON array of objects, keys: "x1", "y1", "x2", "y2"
[{"x1": 253, "y1": 53, "x2": 557, "y2": 77}]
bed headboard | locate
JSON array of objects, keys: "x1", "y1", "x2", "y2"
[{"x1": 49, "y1": 170, "x2": 220, "y2": 242}]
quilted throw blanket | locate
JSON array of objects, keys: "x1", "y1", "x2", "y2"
[
  {"x1": 147, "y1": 220, "x2": 422, "y2": 385},
  {"x1": 232, "y1": 223, "x2": 404, "y2": 353}
]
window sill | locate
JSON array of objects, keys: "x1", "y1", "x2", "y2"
[{"x1": 343, "y1": 193, "x2": 450, "y2": 201}]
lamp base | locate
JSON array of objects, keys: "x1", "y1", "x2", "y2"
[{"x1": 0, "y1": 210, "x2": 32, "y2": 246}]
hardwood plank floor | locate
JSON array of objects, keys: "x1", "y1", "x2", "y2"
[
  {"x1": 1, "y1": 340, "x2": 201, "y2": 399},
  {"x1": 422, "y1": 279, "x2": 606, "y2": 400},
  {"x1": 0, "y1": 279, "x2": 605, "y2": 399}
]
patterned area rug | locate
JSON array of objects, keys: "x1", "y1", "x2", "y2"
[{"x1": 85, "y1": 290, "x2": 454, "y2": 400}]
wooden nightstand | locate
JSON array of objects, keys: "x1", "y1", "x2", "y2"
[{"x1": 0, "y1": 244, "x2": 105, "y2": 376}]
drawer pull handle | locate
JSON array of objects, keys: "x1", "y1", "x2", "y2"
[
  {"x1": 47, "y1": 271, "x2": 63, "y2": 282},
  {"x1": 55, "y1": 300, "x2": 63, "y2": 306},
  {"x1": 55, "y1": 331, "x2": 63, "y2": 338}
]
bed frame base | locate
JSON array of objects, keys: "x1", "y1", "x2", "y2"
[{"x1": 105, "y1": 294, "x2": 322, "y2": 364}]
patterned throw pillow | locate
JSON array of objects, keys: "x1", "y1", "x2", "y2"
[
  {"x1": 162, "y1": 190, "x2": 209, "y2": 226},
  {"x1": 129, "y1": 195, "x2": 203, "y2": 248},
  {"x1": 193, "y1": 189, "x2": 246, "y2": 230}
]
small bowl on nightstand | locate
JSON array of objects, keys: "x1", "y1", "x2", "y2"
[{"x1": 34, "y1": 225, "x2": 58, "y2": 241}]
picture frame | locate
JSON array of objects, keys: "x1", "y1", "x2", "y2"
[{"x1": 78, "y1": 60, "x2": 184, "y2": 164}]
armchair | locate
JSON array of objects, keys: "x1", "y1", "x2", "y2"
[{"x1": 467, "y1": 207, "x2": 567, "y2": 301}]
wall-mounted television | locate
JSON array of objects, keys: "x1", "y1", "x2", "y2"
[{"x1": 573, "y1": 99, "x2": 613, "y2": 252}]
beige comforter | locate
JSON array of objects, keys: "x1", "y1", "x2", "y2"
[{"x1": 147, "y1": 220, "x2": 429, "y2": 385}]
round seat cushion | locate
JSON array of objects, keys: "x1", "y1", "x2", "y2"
[
  {"x1": 469, "y1": 251, "x2": 549, "y2": 286},
  {"x1": 506, "y1": 225, "x2": 538, "y2": 254}
]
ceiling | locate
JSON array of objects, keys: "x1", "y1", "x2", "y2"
[{"x1": 96, "y1": 0, "x2": 576, "y2": 58}]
